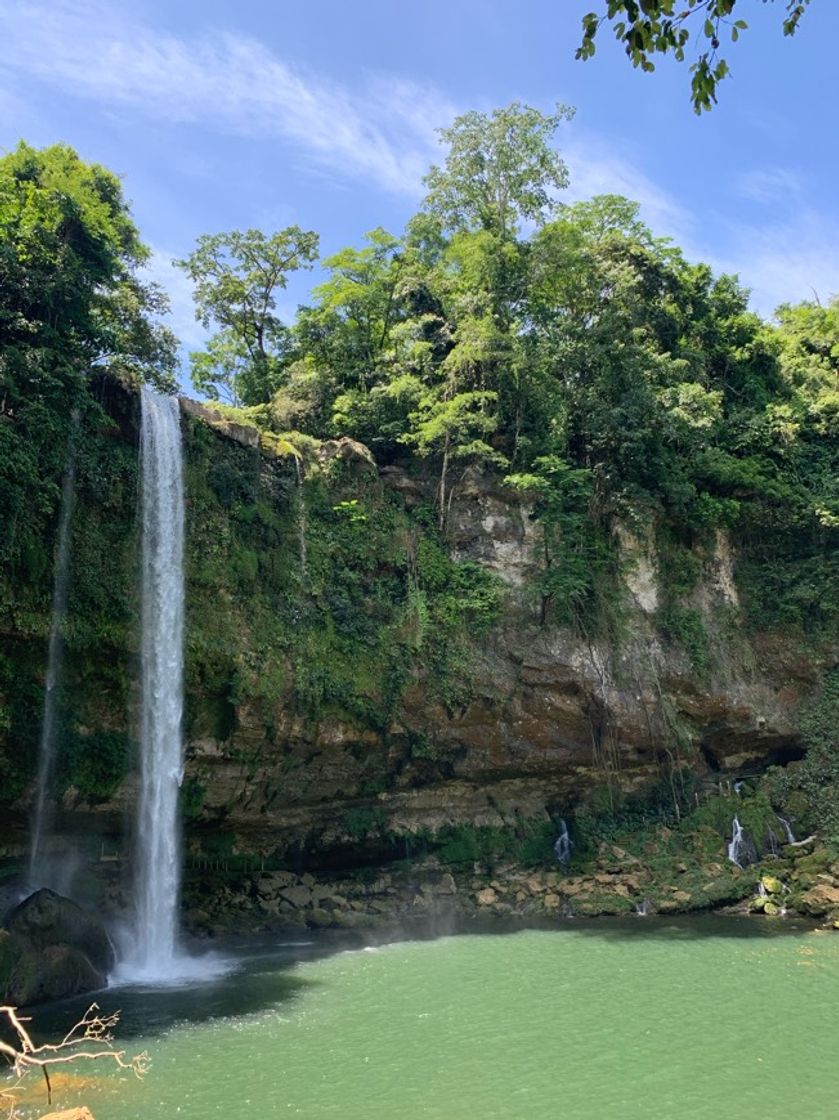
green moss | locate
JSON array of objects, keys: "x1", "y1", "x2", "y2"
[
  {"x1": 58, "y1": 729, "x2": 131, "y2": 802},
  {"x1": 180, "y1": 777, "x2": 207, "y2": 821},
  {"x1": 427, "y1": 819, "x2": 558, "y2": 869},
  {"x1": 764, "y1": 669, "x2": 839, "y2": 840}
]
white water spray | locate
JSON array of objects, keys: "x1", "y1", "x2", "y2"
[
  {"x1": 29, "y1": 431, "x2": 77, "y2": 890},
  {"x1": 126, "y1": 388, "x2": 185, "y2": 978}
]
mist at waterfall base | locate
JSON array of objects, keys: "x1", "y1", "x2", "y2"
[
  {"x1": 112, "y1": 389, "x2": 225, "y2": 986},
  {"x1": 42, "y1": 918, "x2": 838, "y2": 1120}
]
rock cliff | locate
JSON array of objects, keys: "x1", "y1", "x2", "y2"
[{"x1": 0, "y1": 387, "x2": 832, "y2": 887}]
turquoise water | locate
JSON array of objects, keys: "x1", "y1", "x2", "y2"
[{"x1": 26, "y1": 919, "x2": 839, "y2": 1119}]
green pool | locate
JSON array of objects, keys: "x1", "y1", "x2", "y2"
[{"x1": 28, "y1": 918, "x2": 839, "y2": 1119}]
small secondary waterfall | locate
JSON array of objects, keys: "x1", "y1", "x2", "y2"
[
  {"x1": 295, "y1": 456, "x2": 307, "y2": 581},
  {"x1": 726, "y1": 815, "x2": 757, "y2": 869},
  {"x1": 130, "y1": 387, "x2": 185, "y2": 977},
  {"x1": 727, "y1": 816, "x2": 744, "y2": 867},
  {"x1": 777, "y1": 815, "x2": 796, "y2": 845},
  {"x1": 554, "y1": 819, "x2": 573, "y2": 866},
  {"x1": 29, "y1": 431, "x2": 77, "y2": 889}
]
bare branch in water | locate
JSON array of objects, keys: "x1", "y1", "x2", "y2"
[{"x1": 0, "y1": 1003, "x2": 149, "y2": 1114}]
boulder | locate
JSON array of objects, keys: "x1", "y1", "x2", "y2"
[
  {"x1": 317, "y1": 438, "x2": 375, "y2": 470},
  {"x1": 4, "y1": 890, "x2": 115, "y2": 974},
  {"x1": 1, "y1": 890, "x2": 113, "y2": 1005},
  {"x1": 4, "y1": 943, "x2": 105, "y2": 1006},
  {"x1": 436, "y1": 873, "x2": 457, "y2": 896},
  {"x1": 279, "y1": 886, "x2": 312, "y2": 909},
  {"x1": 799, "y1": 883, "x2": 839, "y2": 915},
  {"x1": 761, "y1": 875, "x2": 783, "y2": 895}
]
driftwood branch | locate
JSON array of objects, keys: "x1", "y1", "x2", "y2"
[{"x1": 0, "y1": 1003, "x2": 148, "y2": 1116}]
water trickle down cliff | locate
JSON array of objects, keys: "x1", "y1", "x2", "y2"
[{"x1": 28, "y1": 420, "x2": 77, "y2": 892}]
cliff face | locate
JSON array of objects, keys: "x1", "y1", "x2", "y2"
[
  {"x1": 174, "y1": 475, "x2": 814, "y2": 860},
  {"x1": 0, "y1": 389, "x2": 825, "y2": 870}
]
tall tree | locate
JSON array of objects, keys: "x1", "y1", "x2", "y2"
[
  {"x1": 422, "y1": 102, "x2": 574, "y2": 238},
  {"x1": 178, "y1": 226, "x2": 318, "y2": 404},
  {"x1": 0, "y1": 142, "x2": 177, "y2": 572}
]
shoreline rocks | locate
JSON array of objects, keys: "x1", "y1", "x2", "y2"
[{"x1": 0, "y1": 889, "x2": 114, "y2": 1005}]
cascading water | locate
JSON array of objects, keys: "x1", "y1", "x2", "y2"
[
  {"x1": 125, "y1": 387, "x2": 186, "y2": 979},
  {"x1": 726, "y1": 815, "x2": 757, "y2": 869},
  {"x1": 727, "y1": 816, "x2": 744, "y2": 867},
  {"x1": 295, "y1": 456, "x2": 307, "y2": 581},
  {"x1": 29, "y1": 428, "x2": 77, "y2": 890},
  {"x1": 554, "y1": 819, "x2": 573, "y2": 866},
  {"x1": 777, "y1": 815, "x2": 796, "y2": 844}
]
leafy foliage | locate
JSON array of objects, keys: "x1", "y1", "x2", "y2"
[
  {"x1": 177, "y1": 226, "x2": 319, "y2": 405},
  {"x1": 577, "y1": 1, "x2": 812, "y2": 113},
  {"x1": 765, "y1": 669, "x2": 839, "y2": 840},
  {"x1": 1, "y1": 122, "x2": 837, "y2": 824}
]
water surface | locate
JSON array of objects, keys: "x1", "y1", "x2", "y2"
[{"x1": 25, "y1": 919, "x2": 839, "y2": 1119}]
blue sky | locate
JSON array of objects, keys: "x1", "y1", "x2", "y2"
[{"x1": 2, "y1": 0, "x2": 837, "y2": 378}]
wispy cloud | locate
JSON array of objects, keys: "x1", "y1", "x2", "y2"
[
  {"x1": 564, "y1": 135, "x2": 697, "y2": 247},
  {"x1": 0, "y1": 0, "x2": 453, "y2": 195},
  {"x1": 715, "y1": 210, "x2": 839, "y2": 314},
  {"x1": 140, "y1": 248, "x2": 206, "y2": 351},
  {"x1": 2, "y1": 1, "x2": 835, "y2": 314},
  {"x1": 733, "y1": 167, "x2": 802, "y2": 206}
]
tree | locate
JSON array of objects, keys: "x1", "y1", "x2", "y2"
[
  {"x1": 577, "y1": 1, "x2": 812, "y2": 113},
  {"x1": 0, "y1": 142, "x2": 177, "y2": 576},
  {"x1": 298, "y1": 228, "x2": 403, "y2": 391},
  {"x1": 0, "y1": 1002, "x2": 147, "y2": 1117},
  {"x1": 0, "y1": 142, "x2": 177, "y2": 395},
  {"x1": 402, "y1": 386, "x2": 506, "y2": 530},
  {"x1": 178, "y1": 226, "x2": 319, "y2": 404},
  {"x1": 422, "y1": 102, "x2": 574, "y2": 238}
]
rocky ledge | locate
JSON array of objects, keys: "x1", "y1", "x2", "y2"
[{"x1": 182, "y1": 836, "x2": 839, "y2": 938}]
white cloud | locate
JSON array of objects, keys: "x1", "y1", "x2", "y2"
[
  {"x1": 139, "y1": 248, "x2": 207, "y2": 351},
  {"x1": 564, "y1": 135, "x2": 697, "y2": 247},
  {"x1": 0, "y1": 0, "x2": 453, "y2": 195},
  {"x1": 733, "y1": 167, "x2": 802, "y2": 206},
  {"x1": 714, "y1": 210, "x2": 839, "y2": 315},
  {"x1": 2, "y1": 2, "x2": 835, "y2": 315}
]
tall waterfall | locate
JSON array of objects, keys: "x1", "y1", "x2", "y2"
[
  {"x1": 28, "y1": 436, "x2": 77, "y2": 889},
  {"x1": 131, "y1": 387, "x2": 185, "y2": 977}
]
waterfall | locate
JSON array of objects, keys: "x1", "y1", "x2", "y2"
[
  {"x1": 553, "y1": 819, "x2": 573, "y2": 866},
  {"x1": 727, "y1": 816, "x2": 744, "y2": 867},
  {"x1": 777, "y1": 815, "x2": 796, "y2": 844},
  {"x1": 295, "y1": 456, "x2": 307, "y2": 582},
  {"x1": 726, "y1": 815, "x2": 757, "y2": 868},
  {"x1": 29, "y1": 429, "x2": 77, "y2": 890},
  {"x1": 129, "y1": 387, "x2": 185, "y2": 978}
]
